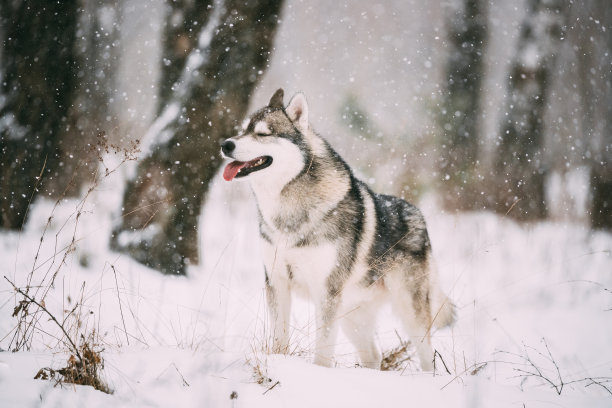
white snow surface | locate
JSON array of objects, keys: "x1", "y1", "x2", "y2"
[{"x1": 1, "y1": 170, "x2": 611, "y2": 407}]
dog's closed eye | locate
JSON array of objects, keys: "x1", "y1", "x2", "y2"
[{"x1": 254, "y1": 122, "x2": 272, "y2": 136}]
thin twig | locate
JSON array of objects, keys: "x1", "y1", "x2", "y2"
[
  {"x1": 433, "y1": 350, "x2": 451, "y2": 375},
  {"x1": 172, "y1": 363, "x2": 190, "y2": 387},
  {"x1": 582, "y1": 377, "x2": 612, "y2": 395},
  {"x1": 441, "y1": 361, "x2": 489, "y2": 390},
  {"x1": 262, "y1": 380, "x2": 280, "y2": 395},
  {"x1": 111, "y1": 265, "x2": 130, "y2": 346},
  {"x1": 505, "y1": 198, "x2": 522, "y2": 216}
]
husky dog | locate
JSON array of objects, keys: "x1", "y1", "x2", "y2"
[{"x1": 220, "y1": 89, "x2": 455, "y2": 370}]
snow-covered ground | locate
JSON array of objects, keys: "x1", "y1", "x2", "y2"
[{"x1": 1, "y1": 170, "x2": 611, "y2": 407}]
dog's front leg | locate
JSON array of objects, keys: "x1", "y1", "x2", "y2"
[
  {"x1": 313, "y1": 293, "x2": 340, "y2": 367},
  {"x1": 265, "y1": 270, "x2": 292, "y2": 354}
]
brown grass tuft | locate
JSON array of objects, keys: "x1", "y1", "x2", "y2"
[
  {"x1": 380, "y1": 334, "x2": 415, "y2": 371},
  {"x1": 34, "y1": 332, "x2": 110, "y2": 394}
]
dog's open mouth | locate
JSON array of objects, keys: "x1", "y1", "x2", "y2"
[{"x1": 223, "y1": 156, "x2": 272, "y2": 181}]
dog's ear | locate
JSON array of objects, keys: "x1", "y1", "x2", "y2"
[
  {"x1": 268, "y1": 88, "x2": 284, "y2": 109},
  {"x1": 286, "y1": 92, "x2": 308, "y2": 130}
]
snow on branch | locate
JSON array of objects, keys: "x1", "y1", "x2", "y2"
[{"x1": 140, "y1": 0, "x2": 226, "y2": 160}]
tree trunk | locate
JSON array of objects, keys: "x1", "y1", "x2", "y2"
[
  {"x1": 490, "y1": 0, "x2": 569, "y2": 220},
  {"x1": 587, "y1": 0, "x2": 612, "y2": 230},
  {"x1": 111, "y1": 0, "x2": 284, "y2": 275},
  {"x1": 439, "y1": 0, "x2": 487, "y2": 211},
  {"x1": 0, "y1": 0, "x2": 79, "y2": 229},
  {"x1": 157, "y1": 0, "x2": 213, "y2": 115},
  {"x1": 591, "y1": 175, "x2": 612, "y2": 229},
  {"x1": 45, "y1": 0, "x2": 121, "y2": 197}
]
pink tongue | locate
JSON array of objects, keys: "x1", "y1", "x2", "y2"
[{"x1": 223, "y1": 161, "x2": 247, "y2": 181}]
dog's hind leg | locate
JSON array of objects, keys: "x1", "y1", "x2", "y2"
[
  {"x1": 385, "y1": 264, "x2": 435, "y2": 371},
  {"x1": 340, "y1": 301, "x2": 381, "y2": 369}
]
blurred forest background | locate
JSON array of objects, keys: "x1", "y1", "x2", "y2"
[{"x1": 0, "y1": 0, "x2": 610, "y2": 275}]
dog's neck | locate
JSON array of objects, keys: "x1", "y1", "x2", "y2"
[{"x1": 249, "y1": 134, "x2": 351, "y2": 234}]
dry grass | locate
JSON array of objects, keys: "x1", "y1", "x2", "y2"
[
  {"x1": 380, "y1": 333, "x2": 415, "y2": 372},
  {"x1": 3, "y1": 133, "x2": 140, "y2": 394},
  {"x1": 499, "y1": 338, "x2": 612, "y2": 396},
  {"x1": 34, "y1": 332, "x2": 110, "y2": 394},
  {"x1": 245, "y1": 307, "x2": 311, "y2": 389}
]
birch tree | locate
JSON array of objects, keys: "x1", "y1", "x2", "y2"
[{"x1": 111, "y1": 0, "x2": 284, "y2": 274}]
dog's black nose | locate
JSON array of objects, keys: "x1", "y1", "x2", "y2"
[{"x1": 221, "y1": 140, "x2": 235, "y2": 155}]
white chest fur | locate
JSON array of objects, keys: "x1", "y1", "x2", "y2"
[{"x1": 262, "y1": 239, "x2": 338, "y2": 299}]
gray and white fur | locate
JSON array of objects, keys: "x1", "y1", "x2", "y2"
[{"x1": 220, "y1": 89, "x2": 455, "y2": 370}]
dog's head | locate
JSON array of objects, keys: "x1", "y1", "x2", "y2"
[{"x1": 220, "y1": 89, "x2": 310, "y2": 183}]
